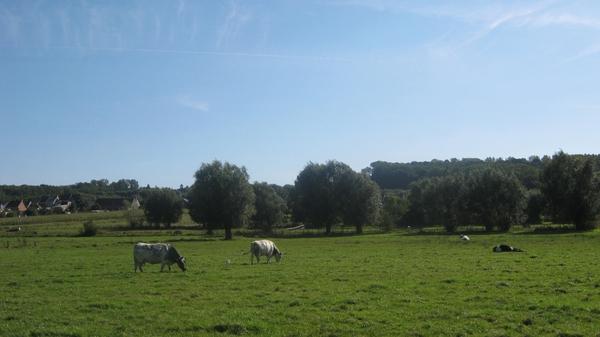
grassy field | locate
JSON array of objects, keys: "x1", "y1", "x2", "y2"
[{"x1": 2, "y1": 216, "x2": 600, "y2": 336}]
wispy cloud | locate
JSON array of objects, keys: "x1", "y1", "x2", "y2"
[
  {"x1": 0, "y1": 1, "x2": 199, "y2": 51},
  {"x1": 529, "y1": 12, "x2": 600, "y2": 29},
  {"x1": 485, "y1": 4, "x2": 549, "y2": 30},
  {"x1": 217, "y1": 1, "x2": 253, "y2": 47},
  {"x1": 9, "y1": 44, "x2": 359, "y2": 62},
  {"x1": 177, "y1": 0, "x2": 186, "y2": 18},
  {"x1": 177, "y1": 97, "x2": 210, "y2": 112},
  {"x1": 334, "y1": 0, "x2": 600, "y2": 54},
  {"x1": 440, "y1": 4, "x2": 553, "y2": 53},
  {"x1": 568, "y1": 42, "x2": 600, "y2": 60},
  {"x1": 0, "y1": 8, "x2": 22, "y2": 41}
]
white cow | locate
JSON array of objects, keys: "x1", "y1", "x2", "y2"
[
  {"x1": 134, "y1": 243, "x2": 187, "y2": 272},
  {"x1": 242, "y1": 240, "x2": 282, "y2": 265},
  {"x1": 460, "y1": 234, "x2": 470, "y2": 241}
]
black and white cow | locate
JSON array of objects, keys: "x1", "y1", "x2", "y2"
[
  {"x1": 492, "y1": 244, "x2": 523, "y2": 252},
  {"x1": 242, "y1": 240, "x2": 282, "y2": 265},
  {"x1": 460, "y1": 234, "x2": 470, "y2": 241},
  {"x1": 134, "y1": 243, "x2": 187, "y2": 272}
]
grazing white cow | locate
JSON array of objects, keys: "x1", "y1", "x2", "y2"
[
  {"x1": 242, "y1": 240, "x2": 282, "y2": 265},
  {"x1": 493, "y1": 244, "x2": 523, "y2": 252},
  {"x1": 134, "y1": 243, "x2": 187, "y2": 272},
  {"x1": 460, "y1": 234, "x2": 470, "y2": 241}
]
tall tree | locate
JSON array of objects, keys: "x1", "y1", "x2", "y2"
[
  {"x1": 338, "y1": 170, "x2": 381, "y2": 234},
  {"x1": 379, "y1": 194, "x2": 410, "y2": 231},
  {"x1": 414, "y1": 175, "x2": 467, "y2": 232},
  {"x1": 540, "y1": 151, "x2": 600, "y2": 230},
  {"x1": 252, "y1": 182, "x2": 287, "y2": 232},
  {"x1": 294, "y1": 160, "x2": 380, "y2": 234},
  {"x1": 143, "y1": 188, "x2": 183, "y2": 227},
  {"x1": 467, "y1": 168, "x2": 527, "y2": 232},
  {"x1": 293, "y1": 161, "x2": 347, "y2": 233},
  {"x1": 188, "y1": 160, "x2": 255, "y2": 240},
  {"x1": 524, "y1": 189, "x2": 543, "y2": 224}
]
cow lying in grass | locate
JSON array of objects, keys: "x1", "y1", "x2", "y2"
[
  {"x1": 460, "y1": 234, "x2": 470, "y2": 241},
  {"x1": 242, "y1": 240, "x2": 282, "y2": 265},
  {"x1": 493, "y1": 244, "x2": 523, "y2": 252},
  {"x1": 134, "y1": 243, "x2": 187, "y2": 272}
]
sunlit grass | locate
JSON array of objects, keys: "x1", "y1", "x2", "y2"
[{"x1": 1, "y1": 230, "x2": 600, "y2": 336}]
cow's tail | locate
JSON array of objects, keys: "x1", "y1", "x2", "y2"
[{"x1": 242, "y1": 242, "x2": 256, "y2": 255}]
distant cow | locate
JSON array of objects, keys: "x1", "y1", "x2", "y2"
[
  {"x1": 7, "y1": 227, "x2": 20, "y2": 232},
  {"x1": 493, "y1": 244, "x2": 523, "y2": 252},
  {"x1": 242, "y1": 240, "x2": 282, "y2": 265},
  {"x1": 134, "y1": 243, "x2": 187, "y2": 272},
  {"x1": 460, "y1": 234, "x2": 470, "y2": 241}
]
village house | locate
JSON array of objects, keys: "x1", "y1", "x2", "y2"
[
  {"x1": 90, "y1": 197, "x2": 140, "y2": 211},
  {"x1": 3, "y1": 200, "x2": 27, "y2": 214}
]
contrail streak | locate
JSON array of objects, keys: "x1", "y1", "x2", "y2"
[{"x1": 2, "y1": 45, "x2": 359, "y2": 62}]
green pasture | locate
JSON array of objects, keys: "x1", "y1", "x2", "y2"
[{"x1": 2, "y1": 225, "x2": 600, "y2": 336}]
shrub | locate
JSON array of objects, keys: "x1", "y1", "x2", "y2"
[
  {"x1": 81, "y1": 220, "x2": 99, "y2": 236},
  {"x1": 124, "y1": 209, "x2": 145, "y2": 228},
  {"x1": 25, "y1": 207, "x2": 38, "y2": 217}
]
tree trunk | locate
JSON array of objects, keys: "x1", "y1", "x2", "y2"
[{"x1": 225, "y1": 226, "x2": 233, "y2": 240}]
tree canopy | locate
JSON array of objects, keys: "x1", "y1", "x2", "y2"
[
  {"x1": 293, "y1": 160, "x2": 380, "y2": 234},
  {"x1": 251, "y1": 182, "x2": 287, "y2": 232},
  {"x1": 143, "y1": 188, "x2": 183, "y2": 228},
  {"x1": 188, "y1": 160, "x2": 255, "y2": 240},
  {"x1": 410, "y1": 175, "x2": 468, "y2": 232},
  {"x1": 467, "y1": 169, "x2": 527, "y2": 232},
  {"x1": 370, "y1": 156, "x2": 546, "y2": 191},
  {"x1": 541, "y1": 151, "x2": 600, "y2": 230}
]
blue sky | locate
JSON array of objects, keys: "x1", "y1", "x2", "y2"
[{"x1": 1, "y1": 0, "x2": 599, "y2": 188}]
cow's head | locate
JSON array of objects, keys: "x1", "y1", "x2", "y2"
[
  {"x1": 176, "y1": 257, "x2": 187, "y2": 271},
  {"x1": 274, "y1": 249, "x2": 282, "y2": 263}
]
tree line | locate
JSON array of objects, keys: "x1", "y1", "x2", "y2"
[
  {"x1": 390, "y1": 151, "x2": 599, "y2": 232},
  {"x1": 3, "y1": 151, "x2": 600, "y2": 239},
  {"x1": 144, "y1": 152, "x2": 600, "y2": 239},
  {"x1": 0, "y1": 179, "x2": 148, "y2": 201}
]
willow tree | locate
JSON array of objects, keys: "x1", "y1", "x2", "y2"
[
  {"x1": 467, "y1": 168, "x2": 527, "y2": 232},
  {"x1": 143, "y1": 188, "x2": 183, "y2": 228},
  {"x1": 337, "y1": 170, "x2": 381, "y2": 234},
  {"x1": 252, "y1": 182, "x2": 287, "y2": 233},
  {"x1": 540, "y1": 151, "x2": 600, "y2": 230},
  {"x1": 413, "y1": 175, "x2": 468, "y2": 232},
  {"x1": 188, "y1": 160, "x2": 255, "y2": 240},
  {"x1": 293, "y1": 160, "x2": 380, "y2": 234}
]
